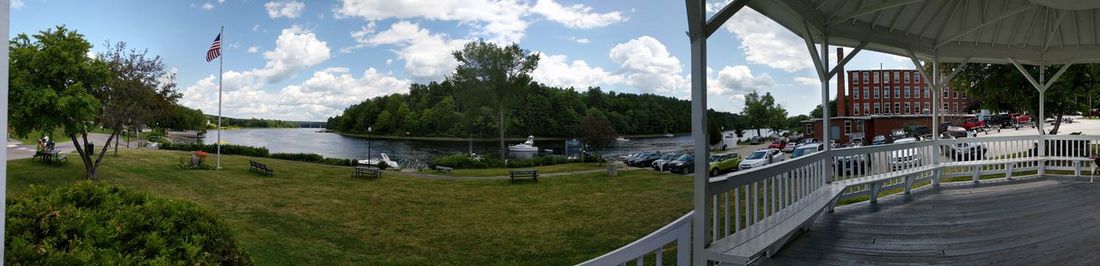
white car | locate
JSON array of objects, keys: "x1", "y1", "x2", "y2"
[
  {"x1": 739, "y1": 148, "x2": 785, "y2": 170},
  {"x1": 889, "y1": 138, "x2": 922, "y2": 170}
]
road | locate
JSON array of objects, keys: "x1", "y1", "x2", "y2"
[{"x1": 6, "y1": 133, "x2": 143, "y2": 161}]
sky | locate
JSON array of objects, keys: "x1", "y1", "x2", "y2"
[{"x1": 11, "y1": 0, "x2": 917, "y2": 122}]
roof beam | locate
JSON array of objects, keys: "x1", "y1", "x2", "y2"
[
  {"x1": 935, "y1": 5, "x2": 1036, "y2": 48},
  {"x1": 1009, "y1": 58, "x2": 1043, "y2": 90},
  {"x1": 898, "y1": 0, "x2": 933, "y2": 34},
  {"x1": 1043, "y1": 63, "x2": 1074, "y2": 89},
  {"x1": 1043, "y1": 10, "x2": 1067, "y2": 53},
  {"x1": 828, "y1": 0, "x2": 924, "y2": 26},
  {"x1": 803, "y1": 22, "x2": 827, "y2": 79},
  {"x1": 827, "y1": 42, "x2": 869, "y2": 79},
  {"x1": 704, "y1": 0, "x2": 750, "y2": 38}
]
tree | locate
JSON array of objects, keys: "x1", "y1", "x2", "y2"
[
  {"x1": 945, "y1": 63, "x2": 1099, "y2": 135},
  {"x1": 99, "y1": 41, "x2": 180, "y2": 156},
  {"x1": 742, "y1": 91, "x2": 786, "y2": 137},
  {"x1": 449, "y1": 40, "x2": 540, "y2": 160},
  {"x1": 10, "y1": 26, "x2": 110, "y2": 180},
  {"x1": 577, "y1": 109, "x2": 617, "y2": 150},
  {"x1": 810, "y1": 99, "x2": 837, "y2": 118}
]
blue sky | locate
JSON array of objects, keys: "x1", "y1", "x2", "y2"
[{"x1": 12, "y1": 0, "x2": 915, "y2": 121}]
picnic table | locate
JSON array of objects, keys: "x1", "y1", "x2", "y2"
[
  {"x1": 33, "y1": 150, "x2": 66, "y2": 165},
  {"x1": 509, "y1": 169, "x2": 539, "y2": 183},
  {"x1": 249, "y1": 160, "x2": 274, "y2": 176}
]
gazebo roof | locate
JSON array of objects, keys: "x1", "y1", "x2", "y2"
[{"x1": 748, "y1": 0, "x2": 1100, "y2": 65}]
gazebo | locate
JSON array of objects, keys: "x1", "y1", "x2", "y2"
[{"x1": 583, "y1": 0, "x2": 1100, "y2": 265}]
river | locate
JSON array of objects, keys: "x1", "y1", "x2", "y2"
[{"x1": 201, "y1": 128, "x2": 717, "y2": 163}]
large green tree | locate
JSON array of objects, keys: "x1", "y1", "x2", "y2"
[
  {"x1": 99, "y1": 41, "x2": 180, "y2": 155},
  {"x1": 10, "y1": 26, "x2": 111, "y2": 179},
  {"x1": 945, "y1": 63, "x2": 1099, "y2": 134},
  {"x1": 449, "y1": 40, "x2": 540, "y2": 160},
  {"x1": 741, "y1": 91, "x2": 786, "y2": 137},
  {"x1": 577, "y1": 108, "x2": 617, "y2": 150}
]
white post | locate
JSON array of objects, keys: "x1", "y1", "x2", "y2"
[
  {"x1": 820, "y1": 36, "x2": 831, "y2": 151},
  {"x1": 0, "y1": 0, "x2": 10, "y2": 258},
  {"x1": 931, "y1": 57, "x2": 941, "y2": 187},
  {"x1": 685, "y1": 1, "x2": 708, "y2": 264},
  {"x1": 1038, "y1": 65, "x2": 1045, "y2": 176},
  {"x1": 217, "y1": 26, "x2": 224, "y2": 170}
]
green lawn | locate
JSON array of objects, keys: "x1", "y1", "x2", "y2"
[
  {"x1": 426, "y1": 162, "x2": 611, "y2": 177},
  {"x1": 7, "y1": 149, "x2": 692, "y2": 265}
]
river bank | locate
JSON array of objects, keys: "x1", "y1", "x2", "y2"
[{"x1": 333, "y1": 131, "x2": 693, "y2": 142}]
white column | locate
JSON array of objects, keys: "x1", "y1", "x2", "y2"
[
  {"x1": 931, "y1": 58, "x2": 940, "y2": 187},
  {"x1": 1038, "y1": 65, "x2": 1046, "y2": 176},
  {"x1": 685, "y1": 1, "x2": 708, "y2": 264},
  {"x1": 0, "y1": 0, "x2": 9, "y2": 258},
  {"x1": 821, "y1": 36, "x2": 831, "y2": 149}
]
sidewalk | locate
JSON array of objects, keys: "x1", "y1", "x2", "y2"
[{"x1": 6, "y1": 133, "x2": 142, "y2": 161}]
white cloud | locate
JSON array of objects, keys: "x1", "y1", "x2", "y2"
[
  {"x1": 725, "y1": 8, "x2": 808, "y2": 72},
  {"x1": 201, "y1": 2, "x2": 215, "y2": 10},
  {"x1": 609, "y1": 36, "x2": 689, "y2": 95},
  {"x1": 218, "y1": 0, "x2": 226, "y2": 3},
  {"x1": 335, "y1": 0, "x2": 528, "y2": 43},
  {"x1": 11, "y1": 0, "x2": 24, "y2": 10},
  {"x1": 531, "y1": 0, "x2": 625, "y2": 29},
  {"x1": 253, "y1": 26, "x2": 331, "y2": 83},
  {"x1": 353, "y1": 21, "x2": 465, "y2": 81},
  {"x1": 181, "y1": 68, "x2": 410, "y2": 121},
  {"x1": 247, "y1": 46, "x2": 259, "y2": 53},
  {"x1": 573, "y1": 37, "x2": 590, "y2": 44},
  {"x1": 533, "y1": 53, "x2": 621, "y2": 89},
  {"x1": 265, "y1": 1, "x2": 305, "y2": 19},
  {"x1": 252, "y1": 24, "x2": 261, "y2": 31},
  {"x1": 794, "y1": 76, "x2": 819, "y2": 86},
  {"x1": 708, "y1": 65, "x2": 775, "y2": 96}
]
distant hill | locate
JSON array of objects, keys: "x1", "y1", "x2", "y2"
[{"x1": 205, "y1": 115, "x2": 326, "y2": 128}]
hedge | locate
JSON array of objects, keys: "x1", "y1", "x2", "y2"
[
  {"x1": 5, "y1": 182, "x2": 251, "y2": 265},
  {"x1": 158, "y1": 143, "x2": 269, "y2": 158},
  {"x1": 269, "y1": 153, "x2": 354, "y2": 166}
]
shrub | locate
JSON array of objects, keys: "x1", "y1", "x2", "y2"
[
  {"x1": 158, "y1": 143, "x2": 269, "y2": 158},
  {"x1": 5, "y1": 182, "x2": 251, "y2": 265},
  {"x1": 270, "y1": 153, "x2": 353, "y2": 166}
]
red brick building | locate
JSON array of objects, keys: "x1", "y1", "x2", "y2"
[{"x1": 803, "y1": 48, "x2": 974, "y2": 144}]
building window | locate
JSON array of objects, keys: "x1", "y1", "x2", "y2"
[
  {"x1": 904, "y1": 85, "x2": 910, "y2": 98},
  {"x1": 845, "y1": 121, "x2": 852, "y2": 134},
  {"x1": 863, "y1": 72, "x2": 869, "y2": 84},
  {"x1": 873, "y1": 86, "x2": 880, "y2": 99},
  {"x1": 872, "y1": 72, "x2": 879, "y2": 83},
  {"x1": 893, "y1": 72, "x2": 900, "y2": 83},
  {"x1": 904, "y1": 72, "x2": 911, "y2": 83},
  {"x1": 904, "y1": 103, "x2": 910, "y2": 114},
  {"x1": 894, "y1": 87, "x2": 900, "y2": 98},
  {"x1": 857, "y1": 120, "x2": 864, "y2": 132},
  {"x1": 864, "y1": 103, "x2": 870, "y2": 114},
  {"x1": 853, "y1": 87, "x2": 859, "y2": 99},
  {"x1": 806, "y1": 124, "x2": 813, "y2": 134},
  {"x1": 914, "y1": 72, "x2": 921, "y2": 82},
  {"x1": 894, "y1": 103, "x2": 901, "y2": 114},
  {"x1": 943, "y1": 103, "x2": 949, "y2": 113},
  {"x1": 884, "y1": 86, "x2": 891, "y2": 98},
  {"x1": 853, "y1": 105, "x2": 860, "y2": 115},
  {"x1": 864, "y1": 88, "x2": 869, "y2": 100},
  {"x1": 953, "y1": 91, "x2": 959, "y2": 98},
  {"x1": 874, "y1": 103, "x2": 881, "y2": 114},
  {"x1": 852, "y1": 72, "x2": 859, "y2": 83},
  {"x1": 924, "y1": 86, "x2": 930, "y2": 98}
]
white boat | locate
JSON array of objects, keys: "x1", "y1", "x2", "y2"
[
  {"x1": 509, "y1": 135, "x2": 539, "y2": 152},
  {"x1": 616, "y1": 136, "x2": 630, "y2": 142},
  {"x1": 357, "y1": 153, "x2": 401, "y2": 169},
  {"x1": 664, "y1": 133, "x2": 674, "y2": 138}
]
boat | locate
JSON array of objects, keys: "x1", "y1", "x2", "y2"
[
  {"x1": 508, "y1": 135, "x2": 539, "y2": 152},
  {"x1": 616, "y1": 136, "x2": 630, "y2": 142},
  {"x1": 357, "y1": 153, "x2": 401, "y2": 169},
  {"x1": 664, "y1": 133, "x2": 674, "y2": 138}
]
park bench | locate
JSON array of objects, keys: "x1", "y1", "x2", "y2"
[
  {"x1": 435, "y1": 165, "x2": 454, "y2": 175},
  {"x1": 353, "y1": 166, "x2": 382, "y2": 179},
  {"x1": 249, "y1": 160, "x2": 274, "y2": 176},
  {"x1": 509, "y1": 169, "x2": 538, "y2": 183}
]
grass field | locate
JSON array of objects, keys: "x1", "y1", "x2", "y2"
[
  {"x1": 424, "y1": 162, "x2": 611, "y2": 177},
  {"x1": 7, "y1": 149, "x2": 692, "y2": 265}
]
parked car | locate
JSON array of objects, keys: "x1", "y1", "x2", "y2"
[
  {"x1": 666, "y1": 154, "x2": 695, "y2": 174},
  {"x1": 790, "y1": 143, "x2": 824, "y2": 159},
  {"x1": 708, "y1": 153, "x2": 742, "y2": 176},
  {"x1": 622, "y1": 152, "x2": 652, "y2": 164},
  {"x1": 889, "y1": 138, "x2": 922, "y2": 170},
  {"x1": 871, "y1": 135, "x2": 888, "y2": 145},
  {"x1": 627, "y1": 152, "x2": 663, "y2": 167},
  {"x1": 834, "y1": 142, "x2": 869, "y2": 175},
  {"x1": 782, "y1": 142, "x2": 798, "y2": 153},
  {"x1": 739, "y1": 148, "x2": 785, "y2": 170},
  {"x1": 650, "y1": 153, "x2": 682, "y2": 171},
  {"x1": 962, "y1": 118, "x2": 986, "y2": 131},
  {"x1": 768, "y1": 139, "x2": 787, "y2": 149},
  {"x1": 749, "y1": 136, "x2": 763, "y2": 145}
]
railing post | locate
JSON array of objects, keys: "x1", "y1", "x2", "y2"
[
  {"x1": 972, "y1": 166, "x2": 980, "y2": 184},
  {"x1": 685, "y1": 1, "x2": 708, "y2": 265},
  {"x1": 869, "y1": 182, "x2": 881, "y2": 203},
  {"x1": 1006, "y1": 163, "x2": 1014, "y2": 180}
]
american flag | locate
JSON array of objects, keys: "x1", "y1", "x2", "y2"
[{"x1": 206, "y1": 33, "x2": 222, "y2": 62}]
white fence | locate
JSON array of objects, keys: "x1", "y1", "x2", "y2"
[{"x1": 585, "y1": 134, "x2": 1100, "y2": 265}]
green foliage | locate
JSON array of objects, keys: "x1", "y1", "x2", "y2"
[
  {"x1": 433, "y1": 154, "x2": 604, "y2": 169},
  {"x1": 269, "y1": 153, "x2": 354, "y2": 166},
  {"x1": 5, "y1": 182, "x2": 250, "y2": 265},
  {"x1": 450, "y1": 40, "x2": 541, "y2": 160},
  {"x1": 157, "y1": 143, "x2": 270, "y2": 158},
  {"x1": 578, "y1": 108, "x2": 617, "y2": 150},
  {"x1": 210, "y1": 116, "x2": 298, "y2": 128},
  {"x1": 742, "y1": 91, "x2": 789, "y2": 136},
  {"x1": 810, "y1": 99, "x2": 837, "y2": 118},
  {"x1": 161, "y1": 105, "x2": 207, "y2": 130},
  {"x1": 945, "y1": 63, "x2": 1100, "y2": 134}
]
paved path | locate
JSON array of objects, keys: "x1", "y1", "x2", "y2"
[
  {"x1": 763, "y1": 177, "x2": 1100, "y2": 265},
  {"x1": 6, "y1": 133, "x2": 142, "y2": 161},
  {"x1": 402, "y1": 166, "x2": 646, "y2": 180}
]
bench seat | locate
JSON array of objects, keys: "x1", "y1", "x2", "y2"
[{"x1": 706, "y1": 185, "x2": 845, "y2": 264}]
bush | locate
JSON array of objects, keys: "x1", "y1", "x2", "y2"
[
  {"x1": 432, "y1": 154, "x2": 606, "y2": 169},
  {"x1": 5, "y1": 182, "x2": 251, "y2": 265},
  {"x1": 270, "y1": 153, "x2": 353, "y2": 166},
  {"x1": 159, "y1": 143, "x2": 269, "y2": 158}
]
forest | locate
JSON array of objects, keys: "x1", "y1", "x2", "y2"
[{"x1": 326, "y1": 81, "x2": 747, "y2": 138}]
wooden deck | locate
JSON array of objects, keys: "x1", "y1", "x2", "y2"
[{"x1": 763, "y1": 178, "x2": 1100, "y2": 265}]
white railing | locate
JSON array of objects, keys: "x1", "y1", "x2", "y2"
[
  {"x1": 705, "y1": 150, "x2": 831, "y2": 245},
  {"x1": 577, "y1": 211, "x2": 693, "y2": 266},
  {"x1": 587, "y1": 134, "x2": 1100, "y2": 265}
]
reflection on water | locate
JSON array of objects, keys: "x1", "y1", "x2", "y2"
[{"x1": 204, "y1": 128, "x2": 697, "y2": 163}]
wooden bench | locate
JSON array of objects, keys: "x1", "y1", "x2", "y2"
[
  {"x1": 706, "y1": 185, "x2": 845, "y2": 264},
  {"x1": 56, "y1": 154, "x2": 68, "y2": 165},
  {"x1": 353, "y1": 166, "x2": 382, "y2": 179},
  {"x1": 249, "y1": 160, "x2": 274, "y2": 176},
  {"x1": 509, "y1": 169, "x2": 538, "y2": 183},
  {"x1": 435, "y1": 165, "x2": 454, "y2": 175}
]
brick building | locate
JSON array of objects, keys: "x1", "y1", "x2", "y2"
[{"x1": 804, "y1": 48, "x2": 974, "y2": 144}]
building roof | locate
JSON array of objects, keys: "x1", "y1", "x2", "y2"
[
  {"x1": 749, "y1": 0, "x2": 1100, "y2": 65},
  {"x1": 802, "y1": 114, "x2": 976, "y2": 123}
]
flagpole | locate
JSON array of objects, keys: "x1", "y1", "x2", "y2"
[{"x1": 217, "y1": 26, "x2": 223, "y2": 170}]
